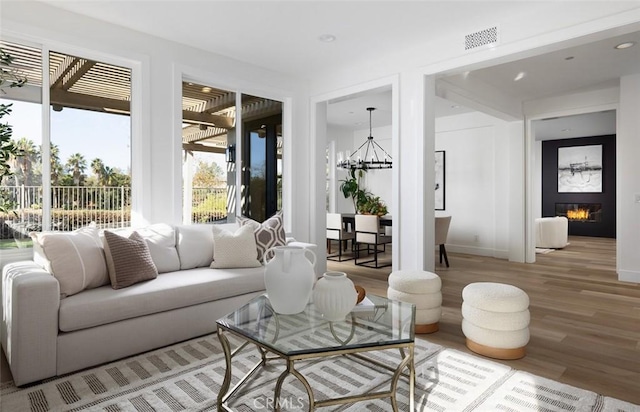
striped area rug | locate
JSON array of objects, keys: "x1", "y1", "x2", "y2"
[{"x1": 1, "y1": 334, "x2": 638, "y2": 411}]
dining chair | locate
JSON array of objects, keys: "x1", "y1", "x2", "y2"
[
  {"x1": 435, "y1": 216, "x2": 452, "y2": 267},
  {"x1": 354, "y1": 214, "x2": 392, "y2": 268},
  {"x1": 326, "y1": 213, "x2": 355, "y2": 261}
]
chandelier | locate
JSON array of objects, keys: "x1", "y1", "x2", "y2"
[{"x1": 336, "y1": 107, "x2": 392, "y2": 170}]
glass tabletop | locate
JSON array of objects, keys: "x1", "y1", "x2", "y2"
[{"x1": 217, "y1": 294, "x2": 415, "y2": 356}]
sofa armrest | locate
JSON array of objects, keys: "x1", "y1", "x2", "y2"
[{"x1": 2, "y1": 261, "x2": 59, "y2": 386}]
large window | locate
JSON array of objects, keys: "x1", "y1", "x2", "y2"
[
  {"x1": 181, "y1": 81, "x2": 235, "y2": 223},
  {"x1": 181, "y1": 83, "x2": 284, "y2": 224},
  {"x1": 0, "y1": 40, "x2": 132, "y2": 250}
]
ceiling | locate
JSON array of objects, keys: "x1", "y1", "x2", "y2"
[
  {"x1": 39, "y1": 1, "x2": 553, "y2": 79},
  {"x1": 34, "y1": 1, "x2": 640, "y2": 134}
]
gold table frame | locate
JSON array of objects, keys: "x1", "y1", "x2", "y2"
[{"x1": 216, "y1": 299, "x2": 415, "y2": 411}]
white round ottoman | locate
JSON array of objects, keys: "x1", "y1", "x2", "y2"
[
  {"x1": 388, "y1": 270, "x2": 442, "y2": 334},
  {"x1": 461, "y1": 282, "x2": 530, "y2": 360}
]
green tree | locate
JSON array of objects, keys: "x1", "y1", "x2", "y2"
[
  {"x1": 66, "y1": 153, "x2": 87, "y2": 186},
  {"x1": 12, "y1": 137, "x2": 38, "y2": 186},
  {"x1": 91, "y1": 158, "x2": 106, "y2": 185},
  {"x1": 0, "y1": 47, "x2": 27, "y2": 213},
  {"x1": 49, "y1": 143, "x2": 63, "y2": 185},
  {"x1": 193, "y1": 160, "x2": 224, "y2": 188}
]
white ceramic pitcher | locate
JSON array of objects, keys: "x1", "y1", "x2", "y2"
[{"x1": 263, "y1": 246, "x2": 316, "y2": 314}]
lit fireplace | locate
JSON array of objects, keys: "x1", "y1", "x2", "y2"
[
  {"x1": 566, "y1": 208, "x2": 590, "y2": 221},
  {"x1": 555, "y1": 203, "x2": 602, "y2": 223}
]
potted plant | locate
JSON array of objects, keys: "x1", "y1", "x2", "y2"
[
  {"x1": 358, "y1": 195, "x2": 388, "y2": 216},
  {"x1": 339, "y1": 167, "x2": 370, "y2": 213}
]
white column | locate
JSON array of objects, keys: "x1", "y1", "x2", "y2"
[
  {"x1": 397, "y1": 69, "x2": 435, "y2": 271},
  {"x1": 618, "y1": 74, "x2": 640, "y2": 283}
]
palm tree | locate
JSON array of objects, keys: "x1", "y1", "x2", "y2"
[
  {"x1": 12, "y1": 137, "x2": 38, "y2": 186},
  {"x1": 103, "y1": 166, "x2": 115, "y2": 186},
  {"x1": 91, "y1": 158, "x2": 105, "y2": 185},
  {"x1": 49, "y1": 143, "x2": 63, "y2": 185},
  {"x1": 66, "y1": 153, "x2": 86, "y2": 186}
]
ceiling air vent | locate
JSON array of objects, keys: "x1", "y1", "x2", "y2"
[{"x1": 465, "y1": 26, "x2": 498, "y2": 50}]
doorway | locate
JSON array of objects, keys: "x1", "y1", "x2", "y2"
[{"x1": 242, "y1": 112, "x2": 282, "y2": 223}]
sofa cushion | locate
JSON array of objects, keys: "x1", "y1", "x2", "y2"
[
  {"x1": 237, "y1": 211, "x2": 286, "y2": 262},
  {"x1": 175, "y1": 225, "x2": 214, "y2": 269},
  {"x1": 58, "y1": 267, "x2": 266, "y2": 332},
  {"x1": 103, "y1": 231, "x2": 158, "y2": 289},
  {"x1": 106, "y1": 224, "x2": 180, "y2": 273},
  {"x1": 31, "y1": 225, "x2": 109, "y2": 298},
  {"x1": 210, "y1": 225, "x2": 261, "y2": 269}
]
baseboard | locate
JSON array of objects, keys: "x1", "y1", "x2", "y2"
[
  {"x1": 618, "y1": 270, "x2": 640, "y2": 284},
  {"x1": 446, "y1": 245, "x2": 508, "y2": 260}
]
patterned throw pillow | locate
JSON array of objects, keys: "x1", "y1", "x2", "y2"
[
  {"x1": 210, "y1": 225, "x2": 262, "y2": 269},
  {"x1": 237, "y1": 211, "x2": 286, "y2": 262},
  {"x1": 103, "y1": 231, "x2": 158, "y2": 289}
]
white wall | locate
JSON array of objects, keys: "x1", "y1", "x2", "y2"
[
  {"x1": 0, "y1": 2, "x2": 312, "y2": 243},
  {"x1": 435, "y1": 112, "x2": 514, "y2": 259},
  {"x1": 618, "y1": 74, "x2": 640, "y2": 283},
  {"x1": 327, "y1": 124, "x2": 354, "y2": 213}
]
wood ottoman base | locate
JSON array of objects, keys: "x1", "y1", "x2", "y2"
[
  {"x1": 415, "y1": 322, "x2": 439, "y2": 334},
  {"x1": 466, "y1": 338, "x2": 526, "y2": 360}
]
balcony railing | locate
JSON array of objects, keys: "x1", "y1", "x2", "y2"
[{"x1": 1, "y1": 185, "x2": 280, "y2": 248}]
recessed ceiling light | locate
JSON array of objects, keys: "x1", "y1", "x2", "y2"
[
  {"x1": 564, "y1": 56, "x2": 575, "y2": 61},
  {"x1": 615, "y1": 41, "x2": 635, "y2": 50},
  {"x1": 318, "y1": 34, "x2": 336, "y2": 43},
  {"x1": 561, "y1": 128, "x2": 571, "y2": 132},
  {"x1": 451, "y1": 104, "x2": 460, "y2": 109},
  {"x1": 514, "y1": 71, "x2": 526, "y2": 81},
  {"x1": 202, "y1": 86, "x2": 212, "y2": 93}
]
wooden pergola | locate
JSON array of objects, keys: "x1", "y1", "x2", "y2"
[{"x1": 1, "y1": 41, "x2": 282, "y2": 154}]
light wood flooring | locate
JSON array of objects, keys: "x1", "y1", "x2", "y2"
[{"x1": 328, "y1": 236, "x2": 640, "y2": 405}]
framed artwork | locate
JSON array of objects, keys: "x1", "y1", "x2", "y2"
[
  {"x1": 435, "y1": 150, "x2": 445, "y2": 210},
  {"x1": 557, "y1": 144, "x2": 602, "y2": 193}
]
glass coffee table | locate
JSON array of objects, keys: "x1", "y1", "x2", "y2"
[{"x1": 216, "y1": 294, "x2": 415, "y2": 411}]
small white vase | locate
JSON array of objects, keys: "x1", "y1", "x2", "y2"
[
  {"x1": 313, "y1": 272, "x2": 358, "y2": 321},
  {"x1": 264, "y1": 246, "x2": 316, "y2": 314}
]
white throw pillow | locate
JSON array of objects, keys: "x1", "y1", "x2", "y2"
[
  {"x1": 105, "y1": 223, "x2": 180, "y2": 274},
  {"x1": 31, "y1": 225, "x2": 109, "y2": 298},
  {"x1": 210, "y1": 225, "x2": 261, "y2": 269},
  {"x1": 176, "y1": 224, "x2": 215, "y2": 269}
]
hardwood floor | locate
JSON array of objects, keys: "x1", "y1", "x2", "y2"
[{"x1": 328, "y1": 236, "x2": 640, "y2": 405}]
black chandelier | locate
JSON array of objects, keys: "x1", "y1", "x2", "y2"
[{"x1": 336, "y1": 107, "x2": 392, "y2": 170}]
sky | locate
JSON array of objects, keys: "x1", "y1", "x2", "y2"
[{"x1": 5, "y1": 99, "x2": 131, "y2": 173}]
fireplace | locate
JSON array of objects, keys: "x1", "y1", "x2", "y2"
[{"x1": 555, "y1": 203, "x2": 602, "y2": 223}]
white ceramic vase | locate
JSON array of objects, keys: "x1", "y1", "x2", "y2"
[
  {"x1": 263, "y1": 246, "x2": 316, "y2": 314},
  {"x1": 313, "y1": 272, "x2": 358, "y2": 321}
]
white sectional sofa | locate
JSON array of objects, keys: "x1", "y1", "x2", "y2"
[{"x1": 1, "y1": 221, "x2": 316, "y2": 386}]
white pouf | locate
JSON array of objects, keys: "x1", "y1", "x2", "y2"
[
  {"x1": 461, "y1": 282, "x2": 530, "y2": 360},
  {"x1": 535, "y1": 216, "x2": 568, "y2": 249},
  {"x1": 388, "y1": 270, "x2": 442, "y2": 334}
]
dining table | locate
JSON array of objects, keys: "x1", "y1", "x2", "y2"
[{"x1": 341, "y1": 213, "x2": 392, "y2": 228}]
